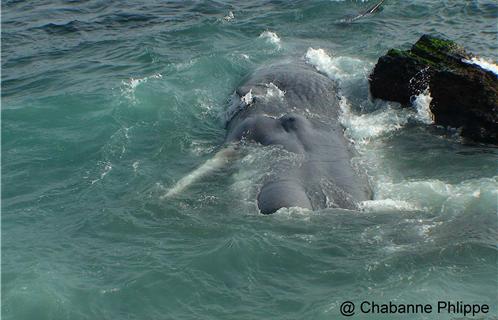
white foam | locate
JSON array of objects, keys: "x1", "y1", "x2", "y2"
[
  {"x1": 132, "y1": 161, "x2": 139, "y2": 173},
  {"x1": 194, "y1": 89, "x2": 216, "y2": 117},
  {"x1": 412, "y1": 88, "x2": 434, "y2": 124},
  {"x1": 259, "y1": 31, "x2": 281, "y2": 48},
  {"x1": 305, "y1": 49, "x2": 461, "y2": 219},
  {"x1": 100, "y1": 288, "x2": 120, "y2": 294},
  {"x1": 328, "y1": 65, "x2": 496, "y2": 218},
  {"x1": 338, "y1": 89, "x2": 435, "y2": 145},
  {"x1": 260, "y1": 82, "x2": 285, "y2": 100},
  {"x1": 190, "y1": 140, "x2": 216, "y2": 156},
  {"x1": 340, "y1": 89, "x2": 497, "y2": 216},
  {"x1": 462, "y1": 57, "x2": 498, "y2": 75},
  {"x1": 239, "y1": 83, "x2": 285, "y2": 107},
  {"x1": 305, "y1": 49, "x2": 407, "y2": 142},
  {"x1": 105, "y1": 126, "x2": 131, "y2": 159},
  {"x1": 305, "y1": 47, "x2": 368, "y2": 83},
  {"x1": 128, "y1": 78, "x2": 147, "y2": 89},
  {"x1": 305, "y1": 48, "x2": 341, "y2": 79},
  {"x1": 275, "y1": 206, "x2": 312, "y2": 216},
  {"x1": 121, "y1": 73, "x2": 162, "y2": 103},
  {"x1": 241, "y1": 89, "x2": 254, "y2": 105},
  {"x1": 360, "y1": 199, "x2": 421, "y2": 212},
  {"x1": 372, "y1": 177, "x2": 498, "y2": 215},
  {"x1": 121, "y1": 78, "x2": 146, "y2": 103},
  {"x1": 339, "y1": 97, "x2": 409, "y2": 142},
  {"x1": 174, "y1": 59, "x2": 195, "y2": 71},
  {"x1": 223, "y1": 11, "x2": 234, "y2": 22},
  {"x1": 91, "y1": 162, "x2": 112, "y2": 184}
]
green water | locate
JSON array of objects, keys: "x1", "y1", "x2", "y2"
[{"x1": 2, "y1": 1, "x2": 497, "y2": 319}]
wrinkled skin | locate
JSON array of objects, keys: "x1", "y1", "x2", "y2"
[{"x1": 225, "y1": 61, "x2": 372, "y2": 214}]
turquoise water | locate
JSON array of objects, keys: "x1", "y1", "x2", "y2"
[{"x1": 2, "y1": 1, "x2": 497, "y2": 319}]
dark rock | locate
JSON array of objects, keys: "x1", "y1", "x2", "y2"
[{"x1": 369, "y1": 34, "x2": 498, "y2": 144}]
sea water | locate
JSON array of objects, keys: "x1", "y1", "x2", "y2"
[{"x1": 2, "y1": 1, "x2": 497, "y2": 319}]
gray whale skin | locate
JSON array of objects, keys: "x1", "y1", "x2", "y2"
[{"x1": 224, "y1": 61, "x2": 372, "y2": 214}]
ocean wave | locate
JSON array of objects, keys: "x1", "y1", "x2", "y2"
[
  {"x1": 360, "y1": 199, "x2": 421, "y2": 212},
  {"x1": 258, "y1": 31, "x2": 281, "y2": 49},
  {"x1": 372, "y1": 177, "x2": 498, "y2": 215},
  {"x1": 120, "y1": 73, "x2": 162, "y2": 104},
  {"x1": 36, "y1": 20, "x2": 89, "y2": 34},
  {"x1": 462, "y1": 57, "x2": 498, "y2": 75},
  {"x1": 339, "y1": 97, "x2": 410, "y2": 142},
  {"x1": 305, "y1": 47, "x2": 369, "y2": 83},
  {"x1": 411, "y1": 88, "x2": 434, "y2": 124},
  {"x1": 304, "y1": 48, "x2": 495, "y2": 221}
]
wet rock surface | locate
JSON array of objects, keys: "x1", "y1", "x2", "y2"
[{"x1": 370, "y1": 34, "x2": 498, "y2": 144}]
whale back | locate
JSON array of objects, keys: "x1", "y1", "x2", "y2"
[
  {"x1": 225, "y1": 62, "x2": 340, "y2": 131},
  {"x1": 224, "y1": 61, "x2": 372, "y2": 213}
]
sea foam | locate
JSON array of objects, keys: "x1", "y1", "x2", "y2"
[
  {"x1": 412, "y1": 88, "x2": 434, "y2": 124},
  {"x1": 305, "y1": 47, "x2": 368, "y2": 83},
  {"x1": 462, "y1": 57, "x2": 498, "y2": 75},
  {"x1": 121, "y1": 73, "x2": 162, "y2": 103},
  {"x1": 259, "y1": 31, "x2": 281, "y2": 49}
]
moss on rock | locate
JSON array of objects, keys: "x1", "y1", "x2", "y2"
[{"x1": 370, "y1": 34, "x2": 498, "y2": 144}]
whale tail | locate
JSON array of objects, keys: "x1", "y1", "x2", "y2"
[{"x1": 162, "y1": 146, "x2": 237, "y2": 199}]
